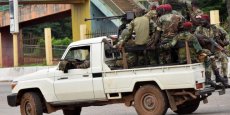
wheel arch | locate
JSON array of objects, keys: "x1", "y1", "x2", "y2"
[
  {"x1": 133, "y1": 81, "x2": 161, "y2": 93},
  {"x1": 17, "y1": 88, "x2": 48, "y2": 113}
]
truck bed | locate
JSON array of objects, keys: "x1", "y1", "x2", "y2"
[{"x1": 103, "y1": 63, "x2": 205, "y2": 93}]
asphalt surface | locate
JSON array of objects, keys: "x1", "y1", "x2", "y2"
[{"x1": 1, "y1": 82, "x2": 230, "y2": 115}]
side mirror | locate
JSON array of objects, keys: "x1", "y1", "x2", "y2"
[{"x1": 59, "y1": 60, "x2": 69, "y2": 73}]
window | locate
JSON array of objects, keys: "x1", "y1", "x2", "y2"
[{"x1": 65, "y1": 46, "x2": 90, "y2": 61}]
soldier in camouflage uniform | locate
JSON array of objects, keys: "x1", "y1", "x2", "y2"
[
  {"x1": 195, "y1": 14, "x2": 229, "y2": 87},
  {"x1": 115, "y1": 10, "x2": 157, "y2": 67},
  {"x1": 159, "y1": 21, "x2": 219, "y2": 88},
  {"x1": 159, "y1": 22, "x2": 202, "y2": 64},
  {"x1": 190, "y1": 0, "x2": 203, "y2": 26},
  {"x1": 156, "y1": 4, "x2": 183, "y2": 64}
]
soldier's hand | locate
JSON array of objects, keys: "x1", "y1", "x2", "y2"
[{"x1": 198, "y1": 53, "x2": 207, "y2": 62}]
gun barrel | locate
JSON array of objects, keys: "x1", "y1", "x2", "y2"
[{"x1": 85, "y1": 15, "x2": 124, "y2": 21}]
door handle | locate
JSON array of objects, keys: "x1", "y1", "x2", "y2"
[
  {"x1": 57, "y1": 77, "x2": 68, "y2": 80},
  {"x1": 83, "y1": 75, "x2": 89, "y2": 77}
]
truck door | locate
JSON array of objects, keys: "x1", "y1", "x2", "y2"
[{"x1": 54, "y1": 45, "x2": 94, "y2": 101}]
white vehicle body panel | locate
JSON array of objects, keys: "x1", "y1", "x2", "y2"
[{"x1": 103, "y1": 64, "x2": 205, "y2": 93}]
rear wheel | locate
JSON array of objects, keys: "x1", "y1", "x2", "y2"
[
  {"x1": 63, "y1": 107, "x2": 82, "y2": 115},
  {"x1": 134, "y1": 85, "x2": 168, "y2": 115},
  {"x1": 20, "y1": 92, "x2": 43, "y2": 115},
  {"x1": 173, "y1": 99, "x2": 200, "y2": 114}
]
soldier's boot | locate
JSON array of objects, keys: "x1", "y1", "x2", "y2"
[
  {"x1": 205, "y1": 72, "x2": 217, "y2": 88},
  {"x1": 206, "y1": 78, "x2": 217, "y2": 88},
  {"x1": 223, "y1": 76, "x2": 230, "y2": 88},
  {"x1": 214, "y1": 69, "x2": 229, "y2": 88}
]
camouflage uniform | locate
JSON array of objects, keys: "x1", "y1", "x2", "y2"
[
  {"x1": 190, "y1": 8, "x2": 204, "y2": 31},
  {"x1": 159, "y1": 31, "x2": 202, "y2": 64},
  {"x1": 190, "y1": 8, "x2": 203, "y2": 19},
  {"x1": 117, "y1": 10, "x2": 156, "y2": 67},
  {"x1": 156, "y1": 13, "x2": 183, "y2": 64},
  {"x1": 195, "y1": 25, "x2": 229, "y2": 77}
]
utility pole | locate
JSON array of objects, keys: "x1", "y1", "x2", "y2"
[{"x1": 9, "y1": 0, "x2": 19, "y2": 67}]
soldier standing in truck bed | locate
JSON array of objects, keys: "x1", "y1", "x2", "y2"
[
  {"x1": 115, "y1": 9, "x2": 157, "y2": 67},
  {"x1": 155, "y1": 4, "x2": 184, "y2": 64}
]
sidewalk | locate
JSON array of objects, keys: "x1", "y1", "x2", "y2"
[{"x1": 0, "y1": 66, "x2": 55, "y2": 81}]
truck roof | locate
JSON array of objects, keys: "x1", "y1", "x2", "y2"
[{"x1": 69, "y1": 36, "x2": 107, "y2": 46}]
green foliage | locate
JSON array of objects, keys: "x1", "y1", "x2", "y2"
[
  {"x1": 52, "y1": 37, "x2": 71, "y2": 58},
  {"x1": 52, "y1": 37, "x2": 72, "y2": 45},
  {"x1": 23, "y1": 17, "x2": 72, "y2": 39},
  {"x1": 197, "y1": 0, "x2": 227, "y2": 21},
  {"x1": 32, "y1": 37, "x2": 71, "y2": 59}
]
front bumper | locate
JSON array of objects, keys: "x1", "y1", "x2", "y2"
[{"x1": 7, "y1": 93, "x2": 18, "y2": 107}]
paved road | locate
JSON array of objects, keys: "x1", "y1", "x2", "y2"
[{"x1": 1, "y1": 82, "x2": 230, "y2": 115}]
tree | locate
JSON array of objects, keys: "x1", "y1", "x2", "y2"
[{"x1": 227, "y1": 0, "x2": 230, "y2": 28}]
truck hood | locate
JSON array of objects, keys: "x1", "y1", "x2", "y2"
[{"x1": 13, "y1": 67, "x2": 57, "y2": 82}]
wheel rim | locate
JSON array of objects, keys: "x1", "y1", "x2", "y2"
[
  {"x1": 25, "y1": 101, "x2": 32, "y2": 115},
  {"x1": 142, "y1": 93, "x2": 157, "y2": 111}
]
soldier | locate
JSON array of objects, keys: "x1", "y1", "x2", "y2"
[
  {"x1": 158, "y1": 21, "x2": 220, "y2": 88},
  {"x1": 190, "y1": 0, "x2": 203, "y2": 23},
  {"x1": 76, "y1": 54, "x2": 90, "y2": 69},
  {"x1": 156, "y1": 4, "x2": 183, "y2": 64},
  {"x1": 115, "y1": 9, "x2": 157, "y2": 67},
  {"x1": 159, "y1": 21, "x2": 202, "y2": 64},
  {"x1": 195, "y1": 14, "x2": 229, "y2": 87}
]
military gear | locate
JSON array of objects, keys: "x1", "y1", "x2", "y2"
[
  {"x1": 127, "y1": 16, "x2": 150, "y2": 45},
  {"x1": 156, "y1": 12, "x2": 183, "y2": 64},
  {"x1": 159, "y1": 31, "x2": 202, "y2": 64},
  {"x1": 157, "y1": 13, "x2": 183, "y2": 38}
]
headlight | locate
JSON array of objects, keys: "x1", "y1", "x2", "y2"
[{"x1": 11, "y1": 81, "x2": 18, "y2": 89}]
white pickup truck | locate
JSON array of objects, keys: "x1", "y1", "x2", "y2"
[{"x1": 8, "y1": 37, "x2": 217, "y2": 115}]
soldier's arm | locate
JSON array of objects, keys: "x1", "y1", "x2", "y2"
[
  {"x1": 194, "y1": 27, "x2": 210, "y2": 45},
  {"x1": 192, "y1": 35, "x2": 203, "y2": 53},
  {"x1": 218, "y1": 27, "x2": 230, "y2": 46},
  {"x1": 77, "y1": 60, "x2": 90, "y2": 69},
  {"x1": 159, "y1": 37, "x2": 178, "y2": 49}
]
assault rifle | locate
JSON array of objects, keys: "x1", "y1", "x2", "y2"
[
  {"x1": 85, "y1": 11, "x2": 135, "y2": 21},
  {"x1": 196, "y1": 33, "x2": 228, "y2": 54}
]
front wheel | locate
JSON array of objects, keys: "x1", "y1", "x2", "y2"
[
  {"x1": 134, "y1": 85, "x2": 168, "y2": 115},
  {"x1": 63, "y1": 107, "x2": 82, "y2": 115},
  {"x1": 20, "y1": 92, "x2": 43, "y2": 115},
  {"x1": 173, "y1": 99, "x2": 200, "y2": 114}
]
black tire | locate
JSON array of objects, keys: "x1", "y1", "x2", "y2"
[
  {"x1": 173, "y1": 99, "x2": 200, "y2": 114},
  {"x1": 63, "y1": 107, "x2": 82, "y2": 115},
  {"x1": 20, "y1": 92, "x2": 43, "y2": 115},
  {"x1": 134, "y1": 85, "x2": 168, "y2": 115}
]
